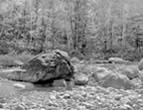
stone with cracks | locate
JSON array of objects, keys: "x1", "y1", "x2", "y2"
[{"x1": 9, "y1": 50, "x2": 74, "y2": 84}]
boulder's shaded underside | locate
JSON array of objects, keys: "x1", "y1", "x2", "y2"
[{"x1": 9, "y1": 50, "x2": 74, "y2": 84}]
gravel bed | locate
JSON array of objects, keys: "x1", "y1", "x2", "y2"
[{"x1": 1, "y1": 85, "x2": 143, "y2": 110}]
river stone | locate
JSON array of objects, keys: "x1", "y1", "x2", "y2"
[
  {"x1": 9, "y1": 50, "x2": 74, "y2": 84},
  {"x1": 101, "y1": 73, "x2": 134, "y2": 89},
  {"x1": 70, "y1": 57, "x2": 80, "y2": 64},
  {"x1": 74, "y1": 73, "x2": 89, "y2": 85},
  {"x1": 120, "y1": 65, "x2": 140, "y2": 79},
  {"x1": 138, "y1": 58, "x2": 143, "y2": 71},
  {"x1": 15, "y1": 105, "x2": 25, "y2": 110},
  {"x1": 53, "y1": 79, "x2": 67, "y2": 87},
  {"x1": 108, "y1": 57, "x2": 128, "y2": 64},
  {"x1": 92, "y1": 67, "x2": 111, "y2": 82}
]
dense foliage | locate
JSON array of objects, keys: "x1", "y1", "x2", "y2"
[{"x1": 0, "y1": 0, "x2": 143, "y2": 60}]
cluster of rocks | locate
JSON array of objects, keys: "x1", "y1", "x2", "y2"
[
  {"x1": 5, "y1": 51, "x2": 143, "y2": 90},
  {"x1": 1, "y1": 51, "x2": 143, "y2": 110},
  {"x1": 2, "y1": 50, "x2": 143, "y2": 91},
  {"x1": 76, "y1": 57, "x2": 143, "y2": 90},
  {"x1": 1, "y1": 85, "x2": 143, "y2": 110}
]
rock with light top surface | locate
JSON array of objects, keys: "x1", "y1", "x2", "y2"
[
  {"x1": 13, "y1": 83, "x2": 26, "y2": 89},
  {"x1": 53, "y1": 79, "x2": 67, "y2": 87},
  {"x1": 108, "y1": 57, "x2": 128, "y2": 64},
  {"x1": 74, "y1": 73, "x2": 88, "y2": 85}
]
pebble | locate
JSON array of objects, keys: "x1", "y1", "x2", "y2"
[
  {"x1": 119, "y1": 106, "x2": 128, "y2": 110},
  {"x1": 63, "y1": 94, "x2": 71, "y2": 99},
  {"x1": 49, "y1": 95, "x2": 56, "y2": 100},
  {"x1": 0, "y1": 104, "x2": 3, "y2": 108},
  {"x1": 126, "y1": 101, "x2": 133, "y2": 107},
  {"x1": 15, "y1": 105, "x2": 25, "y2": 110},
  {"x1": 114, "y1": 95, "x2": 122, "y2": 101},
  {"x1": 77, "y1": 106, "x2": 86, "y2": 110},
  {"x1": 123, "y1": 104, "x2": 133, "y2": 110},
  {"x1": 0, "y1": 98, "x2": 5, "y2": 104}
]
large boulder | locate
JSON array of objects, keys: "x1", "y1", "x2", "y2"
[
  {"x1": 8, "y1": 50, "x2": 74, "y2": 84},
  {"x1": 138, "y1": 58, "x2": 143, "y2": 71},
  {"x1": 101, "y1": 73, "x2": 134, "y2": 89},
  {"x1": 120, "y1": 66, "x2": 140, "y2": 79},
  {"x1": 92, "y1": 67, "x2": 111, "y2": 83}
]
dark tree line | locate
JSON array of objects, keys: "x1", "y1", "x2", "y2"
[{"x1": 0, "y1": 0, "x2": 143, "y2": 60}]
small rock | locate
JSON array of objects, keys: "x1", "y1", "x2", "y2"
[
  {"x1": 114, "y1": 95, "x2": 122, "y2": 101},
  {"x1": 121, "y1": 104, "x2": 133, "y2": 110},
  {"x1": 49, "y1": 95, "x2": 56, "y2": 100},
  {"x1": 126, "y1": 101, "x2": 134, "y2": 107},
  {"x1": 66, "y1": 81, "x2": 74, "y2": 90},
  {"x1": 13, "y1": 83, "x2": 26, "y2": 89},
  {"x1": 74, "y1": 73, "x2": 88, "y2": 85},
  {"x1": 119, "y1": 106, "x2": 127, "y2": 110},
  {"x1": 0, "y1": 104, "x2": 3, "y2": 108},
  {"x1": 15, "y1": 105, "x2": 25, "y2": 110},
  {"x1": 0, "y1": 98, "x2": 5, "y2": 104},
  {"x1": 70, "y1": 57, "x2": 80, "y2": 63},
  {"x1": 53, "y1": 79, "x2": 67, "y2": 87},
  {"x1": 77, "y1": 106, "x2": 86, "y2": 110}
]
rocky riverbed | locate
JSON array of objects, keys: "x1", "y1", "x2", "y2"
[
  {"x1": 1, "y1": 85, "x2": 143, "y2": 110},
  {"x1": 0, "y1": 61, "x2": 143, "y2": 110}
]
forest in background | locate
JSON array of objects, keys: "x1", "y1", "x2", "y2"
[{"x1": 0, "y1": 0, "x2": 143, "y2": 61}]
